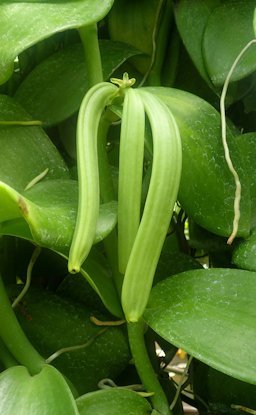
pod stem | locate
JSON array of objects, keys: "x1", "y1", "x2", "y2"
[
  {"x1": 0, "y1": 336, "x2": 18, "y2": 369},
  {"x1": 0, "y1": 275, "x2": 45, "y2": 375},
  {"x1": 79, "y1": 23, "x2": 103, "y2": 87},
  {"x1": 127, "y1": 319, "x2": 172, "y2": 415}
]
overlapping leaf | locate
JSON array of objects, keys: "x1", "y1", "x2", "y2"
[
  {"x1": 0, "y1": 95, "x2": 121, "y2": 317},
  {"x1": 0, "y1": 365, "x2": 79, "y2": 414},
  {"x1": 203, "y1": 1, "x2": 256, "y2": 86},
  {"x1": 174, "y1": 0, "x2": 220, "y2": 82},
  {"x1": 144, "y1": 268, "x2": 256, "y2": 384},
  {"x1": 0, "y1": 0, "x2": 114, "y2": 85},
  {"x1": 0, "y1": 180, "x2": 117, "y2": 254},
  {"x1": 15, "y1": 40, "x2": 141, "y2": 125},
  {"x1": 76, "y1": 389, "x2": 152, "y2": 415},
  {"x1": 145, "y1": 87, "x2": 252, "y2": 238},
  {"x1": 0, "y1": 95, "x2": 69, "y2": 191}
]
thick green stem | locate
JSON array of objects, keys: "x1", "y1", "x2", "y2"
[
  {"x1": 128, "y1": 319, "x2": 172, "y2": 415},
  {"x1": 79, "y1": 23, "x2": 103, "y2": 87},
  {"x1": 0, "y1": 337, "x2": 18, "y2": 369},
  {"x1": 0, "y1": 275, "x2": 45, "y2": 375}
]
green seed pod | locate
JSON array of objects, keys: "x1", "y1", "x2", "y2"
[
  {"x1": 121, "y1": 90, "x2": 182, "y2": 322},
  {"x1": 68, "y1": 82, "x2": 117, "y2": 274},
  {"x1": 118, "y1": 88, "x2": 145, "y2": 274}
]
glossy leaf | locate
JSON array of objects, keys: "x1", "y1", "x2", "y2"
[
  {"x1": 76, "y1": 389, "x2": 152, "y2": 415},
  {"x1": 192, "y1": 360, "x2": 256, "y2": 413},
  {"x1": 0, "y1": 179, "x2": 121, "y2": 316},
  {"x1": 174, "y1": 0, "x2": 220, "y2": 81},
  {"x1": 79, "y1": 255, "x2": 123, "y2": 317},
  {"x1": 232, "y1": 229, "x2": 256, "y2": 272},
  {"x1": 203, "y1": 1, "x2": 256, "y2": 86},
  {"x1": 144, "y1": 268, "x2": 256, "y2": 384},
  {"x1": 0, "y1": 365, "x2": 79, "y2": 414},
  {"x1": 0, "y1": 180, "x2": 117, "y2": 254},
  {"x1": 9, "y1": 285, "x2": 128, "y2": 393},
  {"x1": 15, "y1": 41, "x2": 141, "y2": 125},
  {"x1": 108, "y1": 0, "x2": 161, "y2": 74},
  {"x1": 0, "y1": 95, "x2": 69, "y2": 191},
  {"x1": 0, "y1": 0, "x2": 114, "y2": 85},
  {"x1": 145, "y1": 87, "x2": 251, "y2": 238},
  {"x1": 236, "y1": 132, "x2": 256, "y2": 229}
]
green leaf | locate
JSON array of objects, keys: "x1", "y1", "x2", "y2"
[
  {"x1": 0, "y1": 365, "x2": 79, "y2": 414},
  {"x1": 0, "y1": 95, "x2": 69, "y2": 191},
  {"x1": 0, "y1": 180, "x2": 121, "y2": 316},
  {"x1": 236, "y1": 132, "x2": 256, "y2": 229},
  {"x1": 232, "y1": 229, "x2": 256, "y2": 272},
  {"x1": 174, "y1": 0, "x2": 220, "y2": 82},
  {"x1": 76, "y1": 389, "x2": 152, "y2": 415},
  {"x1": 108, "y1": 0, "x2": 161, "y2": 74},
  {"x1": 0, "y1": 0, "x2": 114, "y2": 85},
  {"x1": 8, "y1": 285, "x2": 128, "y2": 394},
  {"x1": 192, "y1": 360, "x2": 256, "y2": 413},
  {"x1": 144, "y1": 268, "x2": 256, "y2": 384},
  {"x1": 79, "y1": 254, "x2": 123, "y2": 317},
  {"x1": 15, "y1": 41, "x2": 141, "y2": 125},
  {"x1": 145, "y1": 87, "x2": 251, "y2": 238},
  {"x1": 203, "y1": 1, "x2": 256, "y2": 86},
  {"x1": 0, "y1": 180, "x2": 117, "y2": 254}
]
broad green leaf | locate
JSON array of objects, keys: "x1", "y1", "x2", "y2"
[
  {"x1": 232, "y1": 229, "x2": 256, "y2": 272},
  {"x1": 0, "y1": 365, "x2": 79, "y2": 414},
  {"x1": 76, "y1": 389, "x2": 152, "y2": 415},
  {"x1": 144, "y1": 268, "x2": 256, "y2": 384},
  {"x1": 203, "y1": 1, "x2": 256, "y2": 86},
  {"x1": 0, "y1": 180, "x2": 117, "y2": 254},
  {"x1": 145, "y1": 87, "x2": 251, "y2": 238},
  {"x1": 108, "y1": 0, "x2": 161, "y2": 74},
  {"x1": 8, "y1": 285, "x2": 128, "y2": 393},
  {"x1": 0, "y1": 180, "x2": 121, "y2": 316},
  {"x1": 192, "y1": 360, "x2": 256, "y2": 413},
  {"x1": 0, "y1": 95, "x2": 69, "y2": 191},
  {"x1": 236, "y1": 132, "x2": 256, "y2": 229},
  {"x1": 174, "y1": 0, "x2": 220, "y2": 82},
  {"x1": 0, "y1": 0, "x2": 114, "y2": 85},
  {"x1": 15, "y1": 41, "x2": 141, "y2": 125}
]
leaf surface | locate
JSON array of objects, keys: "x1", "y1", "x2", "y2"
[
  {"x1": 203, "y1": 1, "x2": 256, "y2": 85},
  {"x1": 76, "y1": 388, "x2": 152, "y2": 415},
  {"x1": 174, "y1": 0, "x2": 220, "y2": 81},
  {"x1": 0, "y1": 95, "x2": 69, "y2": 191},
  {"x1": 144, "y1": 268, "x2": 256, "y2": 384},
  {"x1": 15, "y1": 41, "x2": 141, "y2": 125},
  {"x1": 0, "y1": 365, "x2": 79, "y2": 414},
  {"x1": 145, "y1": 87, "x2": 252, "y2": 237},
  {"x1": 0, "y1": 0, "x2": 114, "y2": 84}
]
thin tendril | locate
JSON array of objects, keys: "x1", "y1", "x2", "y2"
[
  {"x1": 90, "y1": 316, "x2": 125, "y2": 326},
  {"x1": 12, "y1": 246, "x2": 41, "y2": 309},
  {"x1": 98, "y1": 378, "x2": 154, "y2": 397},
  {"x1": 220, "y1": 39, "x2": 256, "y2": 245},
  {"x1": 45, "y1": 328, "x2": 107, "y2": 364}
]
